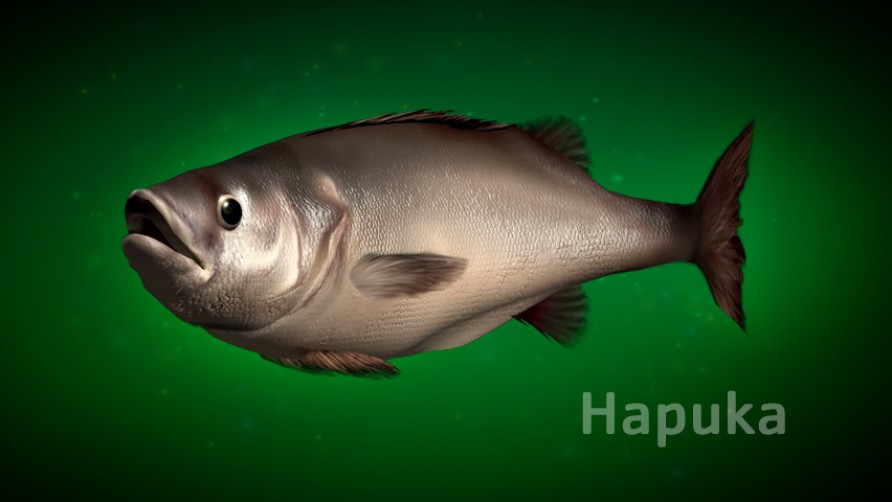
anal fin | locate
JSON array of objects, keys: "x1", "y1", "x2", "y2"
[
  {"x1": 262, "y1": 350, "x2": 399, "y2": 378},
  {"x1": 513, "y1": 285, "x2": 588, "y2": 347}
]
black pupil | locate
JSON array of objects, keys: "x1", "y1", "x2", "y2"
[{"x1": 220, "y1": 198, "x2": 242, "y2": 226}]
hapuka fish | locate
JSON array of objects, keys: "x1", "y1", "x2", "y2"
[{"x1": 122, "y1": 111, "x2": 751, "y2": 377}]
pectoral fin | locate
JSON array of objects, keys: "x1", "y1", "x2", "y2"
[
  {"x1": 350, "y1": 253, "x2": 467, "y2": 298},
  {"x1": 262, "y1": 350, "x2": 399, "y2": 378}
]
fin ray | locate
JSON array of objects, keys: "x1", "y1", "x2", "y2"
[
  {"x1": 514, "y1": 285, "x2": 588, "y2": 347},
  {"x1": 692, "y1": 122, "x2": 752, "y2": 330},
  {"x1": 350, "y1": 253, "x2": 467, "y2": 298},
  {"x1": 262, "y1": 350, "x2": 399, "y2": 377},
  {"x1": 303, "y1": 110, "x2": 509, "y2": 137},
  {"x1": 521, "y1": 116, "x2": 590, "y2": 172}
]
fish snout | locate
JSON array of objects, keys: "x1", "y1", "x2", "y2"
[{"x1": 125, "y1": 189, "x2": 205, "y2": 269}]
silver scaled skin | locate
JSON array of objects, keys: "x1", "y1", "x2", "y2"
[{"x1": 123, "y1": 111, "x2": 751, "y2": 377}]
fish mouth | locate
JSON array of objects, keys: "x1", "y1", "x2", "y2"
[{"x1": 124, "y1": 189, "x2": 206, "y2": 269}]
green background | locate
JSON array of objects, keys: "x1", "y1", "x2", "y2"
[{"x1": 4, "y1": 1, "x2": 887, "y2": 499}]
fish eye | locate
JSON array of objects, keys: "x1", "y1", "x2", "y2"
[{"x1": 217, "y1": 195, "x2": 242, "y2": 230}]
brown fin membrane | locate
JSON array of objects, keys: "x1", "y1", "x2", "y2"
[
  {"x1": 692, "y1": 122, "x2": 752, "y2": 331},
  {"x1": 521, "y1": 116, "x2": 590, "y2": 173},
  {"x1": 514, "y1": 285, "x2": 588, "y2": 347},
  {"x1": 262, "y1": 350, "x2": 399, "y2": 377},
  {"x1": 302, "y1": 110, "x2": 510, "y2": 137},
  {"x1": 350, "y1": 253, "x2": 467, "y2": 298}
]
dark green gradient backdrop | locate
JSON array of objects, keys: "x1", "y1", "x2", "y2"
[{"x1": 3, "y1": 1, "x2": 888, "y2": 499}]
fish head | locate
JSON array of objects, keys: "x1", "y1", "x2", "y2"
[{"x1": 122, "y1": 163, "x2": 303, "y2": 331}]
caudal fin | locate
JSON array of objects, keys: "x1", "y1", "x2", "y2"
[{"x1": 693, "y1": 123, "x2": 752, "y2": 330}]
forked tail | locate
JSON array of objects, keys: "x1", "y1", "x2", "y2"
[{"x1": 692, "y1": 123, "x2": 753, "y2": 330}]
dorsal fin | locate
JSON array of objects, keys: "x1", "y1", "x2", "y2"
[
  {"x1": 303, "y1": 110, "x2": 510, "y2": 137},
  {"x1": 513, "y1": 285, "x2": 588, "y2": 347},
  {"x1": 521, "y1": 116, "x2": 590, "y2": 173}
]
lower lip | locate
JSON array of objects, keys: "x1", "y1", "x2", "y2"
[{"x1": 122, "y1": 233, "x2": 205, "y2": 273}]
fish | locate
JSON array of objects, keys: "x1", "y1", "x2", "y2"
[{"x1": 122, "y1": 110, "x2": 751, "y2": 377}]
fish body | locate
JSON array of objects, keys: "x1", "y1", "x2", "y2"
[{"x1": 123, "y1": 111, "x2": 751, "y2": 376}]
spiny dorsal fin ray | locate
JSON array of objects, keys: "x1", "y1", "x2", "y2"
[
  {"x1": 521, "y1": 116, "x2": 590, "y2": 173},
  {"x1": 303, "y1": 110, "x2": 510, "y2": 137},
  {"x1": 513, "y1": 285, "x2": 588, "y2": 347},
  {"x1": 262, "y1": 350, "x2": 399, "y2": 378}
]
